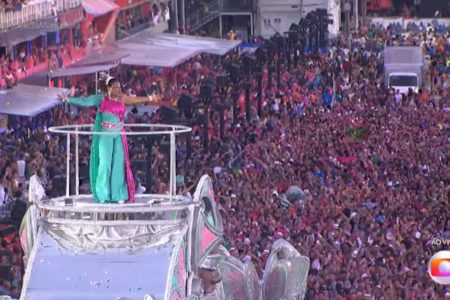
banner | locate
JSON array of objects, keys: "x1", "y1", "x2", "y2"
[{"x1": 370, "y1": 17, "x2": 450, "y2": 28}]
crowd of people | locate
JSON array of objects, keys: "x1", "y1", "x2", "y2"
[
  {"x1": 0, "y1": 0, "x2": 26, "y2": 12},
  {"x1": 0, "y1": 18, "x2": 449, "y2": 299},
  {"x1": 1, "y1": 44, "x2": 62, "y2": 87},
  {"x1": 179, "y1": 24, "x2": 448, "y2": 299},
  {"x1": 0, "y1": 11, "x2": 93, "y2": 88},
  {"x1": 115, "y1": 1, "x2": 170, "y2": 39},
  {"x1": 0, "y1": 31, "x2": 86, "y2": 88}
]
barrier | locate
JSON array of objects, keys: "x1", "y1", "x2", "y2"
[
  {"x1": 370, "y1": 17, "x2": 450, "y2": 29},
  {"x1": 0, "y1": 0, "x2": 81, "y2": 32}
]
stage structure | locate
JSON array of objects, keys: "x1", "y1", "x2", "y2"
[{"x1": 19, "y1": 124, "x2": 309, "y2": 299}]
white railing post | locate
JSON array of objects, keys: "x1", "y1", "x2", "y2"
[
  {"x1": 169, "y1": 132, "x2": 176, "y2": 204},
  {"x1": 66, "y1": 133, "x2": 71, "y2": 197},
  {"x1": 75, "y1": 126, "x2": 79, "y2": 196},
  {"x1": 0, "y1": 11, "x2": 4, "y2": 31}
]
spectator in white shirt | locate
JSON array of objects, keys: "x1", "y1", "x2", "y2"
[
  {"x1": 0, "y1": 178, "x2": 6, "y2": 208},
  {"x1": 394, "y1": 89, "x2": 402, "y2": 103},
  {"x1": 16, "y1": 154, "x2": 26, "y2": 180},
  {"x1": 28, "y1": 167, "x2": 46, "y2": 204}
]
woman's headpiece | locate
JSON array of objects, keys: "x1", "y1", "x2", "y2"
[{"x1": 99, "y1": 72, "x2": 115, "y2": 86}]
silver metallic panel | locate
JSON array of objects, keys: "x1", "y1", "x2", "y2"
[{"x1": 23, "y1": 228, "x2": 178, "y2": 300}]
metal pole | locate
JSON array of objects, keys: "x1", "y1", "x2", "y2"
[
  {"x1": 232, "y1": 88, "x2": 238, "y2": 124},
  {"x1": 343, "y1": 2, "x2": 351, "y2": 48},
  {"x1": 181, "y1": 0, "x2": 186, "y2": 33},
  {"x1": 95, "y1": 72, "x2": 98, "y2": 93},
  {"x1": 186, "y1": 131, "x2": 192, "y2": 159},
  {"x1": 75, "y1": 126, "x2": 79, "y2": 195},
  {"x1": 174, "y1": 0, "x2": 179, "y2": 32},
  {"x1": 361, "y1": 0, "x2": 367, "y2": 27},
  {"x1": 300, "y1": 0, "x2": 304, "y2": 18},
  {"x1": 203, "y1": 104, "x2": 209, "y2": 150},
  {"x1": 287, "y1": 44, "x2": 291, "y2": 72},
  {"x1": 219, "y1": 15, "x2": 223, "y2": 38},
  {"x1": 267, "y1": 61, "x2": 272, "y2": 91},
  {"x1": 245, "y1": 82, "x2": 251, "y2": 123},
  {"x1": 257, "y1": 72, "x2": 263, "y2": 117},
  {"x1": 169, "y1": 132, "x2": 176, "y2": 203},
  {"x1": 294, "y1": 40, "x2": 298, "y2": 66},
  {"x1": 250, "y1": 13, "x2": 253, "y2": 36},
  {"x1": 219, "y1": 107, "x2": 225, "y2": 140},
  {"x1": 146, "y1": 137, "x2": 153, "y2": 193},
  {"x1": 354, "y1": 0, "x2": 359, "y2": 31},
  {"x1": 276, "y1": 58, "x2": 281, "y2": 88},
  {"x1": 66, "y1": 133, "x2": 70, "y2": 197}
]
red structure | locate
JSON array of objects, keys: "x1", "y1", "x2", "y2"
[{"x1": 367, "y1": 0, "x2": 393, "y2": 11}]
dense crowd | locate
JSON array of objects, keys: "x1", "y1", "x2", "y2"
[
  {"x1": 0, "y1": 21, "x2": 449, "y2": 299},
  {"x1": 0, "y1": 28, "x2": 86, "y2": 88},
  {"x1": 115, "y1": 2, "x2": 171, "y2": 39},
  {"x1": 1, "y1": 44, "x2": 63, "y2": 87},
  {"x1": 0, "y1": 0, "x2": 26, "y2": 12}
]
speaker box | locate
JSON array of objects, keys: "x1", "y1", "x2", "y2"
[
  {"x1": 193, "y1": 109, "x2": 207, "y2": 125},
  {"x1": 178, "y1": 93, "x2": 195, "y2": 109},
  {"x1": 216, "y1": 74, "x2": 229, "y2": 88},
  {"x1": 178, "y1": 93, "x2": 196, "y2": 119},
  {"x1": 11, "y1": 200, "x2": 27, "y2": 223},
  {"x1": 160, "y1": 106, "x2": 178, "y2": 123},
  {"x1": 0, "y1": 264, "x2": 12, "y2": 281}
]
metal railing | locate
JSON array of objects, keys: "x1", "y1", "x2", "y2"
[
  {"x1": 116, "y1": 19, "x2": 153, "y2": 40},
  {"x1": 220, "y1": 0, "x2": 253, "y2": 12},
  {"x1": 56, "y1": 0, "x2": 82, "y2": 12},
  {"x1": 0, "y1": 0, "x2": 81, "y2": 32},
  {"x1": 48, "y1": 123, "x2": 192, "y2": 203},
  {"x1": 186, "y1": 0, "x2": 220, "y2": 32}
]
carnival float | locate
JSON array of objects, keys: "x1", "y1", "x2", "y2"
[{"x1": 19, "y1": 124, "x2": 310, "y2": 299}]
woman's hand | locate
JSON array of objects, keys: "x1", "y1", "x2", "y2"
[
  {"x1": 57, "y1": 93, "x2": 68, "y2": 102},
  {"x1": 147, "y1": 94, "x2": 162, "y2": 103}
]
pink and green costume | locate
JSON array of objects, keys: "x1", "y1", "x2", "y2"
[{"x1": 68, "y1": 94, "x2": 135, "y2": 203}]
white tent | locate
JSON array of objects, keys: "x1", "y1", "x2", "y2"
[
  {"x1": 49, "y1": 64, "x2": 119, "y2": 78},
  {"x1": 0, "y1": 17, "x2": 58, "y2": 46},
  {"x1": 0, "y1": 84, "x2": 67, "y2": 117},
  {"x1": 119, "y1": 31, "x2": 241, "y2": 56},
  {"x1": 71, "y1": 50, "x2": 129, "y2": 67},
  {"x1": 112, "y1": 43, "x2": 200, "y2": 68},
  {"x1": 75, "y1": 31, "x2": 241, "y2": 68}
]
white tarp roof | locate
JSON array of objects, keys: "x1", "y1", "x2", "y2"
[
  {"x1": 0, "y1": 84, "x2": 67, "y2": 116},
  {"x1": 112, "y1": 43, "x2": 200, "y2": 68},
  {"x1": 72, "y1": 49, "x2": 129, "y2": 67},
  {"x1": 0, "y1": 18, "x2": 58, "y2": 46},
  {"x1": 0, "y1": 28, "x2": 44, "y2": 47},
  {"x1": 119, "y1": 31, "x2": 241, "y2": 56},
  {"x1": 75, "y1": 31, "x2": 240, "y2": 68},
  {"x1": 49, "y1": 64, "x2": 119, "y2": 78}
]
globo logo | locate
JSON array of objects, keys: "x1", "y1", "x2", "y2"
[{"x1": 429, "y1": 251, "x2": 450, "y2": 285}]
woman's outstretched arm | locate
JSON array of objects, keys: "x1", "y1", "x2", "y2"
[
  {"x1": 58, "y1": 93, "x2": 103, "y2": 107},
  {"x1": 122, "y1": 94, "x2": 162, "y2": 106},
  {"x1": 68, "y1": 94, "x2": 103, "y2": 106}
]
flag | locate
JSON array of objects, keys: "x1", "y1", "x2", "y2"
[
  {"x1": 331, "y1": 74, "x2": 336, "y2": 108},
  {"x1": 347, "y1": 126, "x2": 369, "y2": 142}
]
